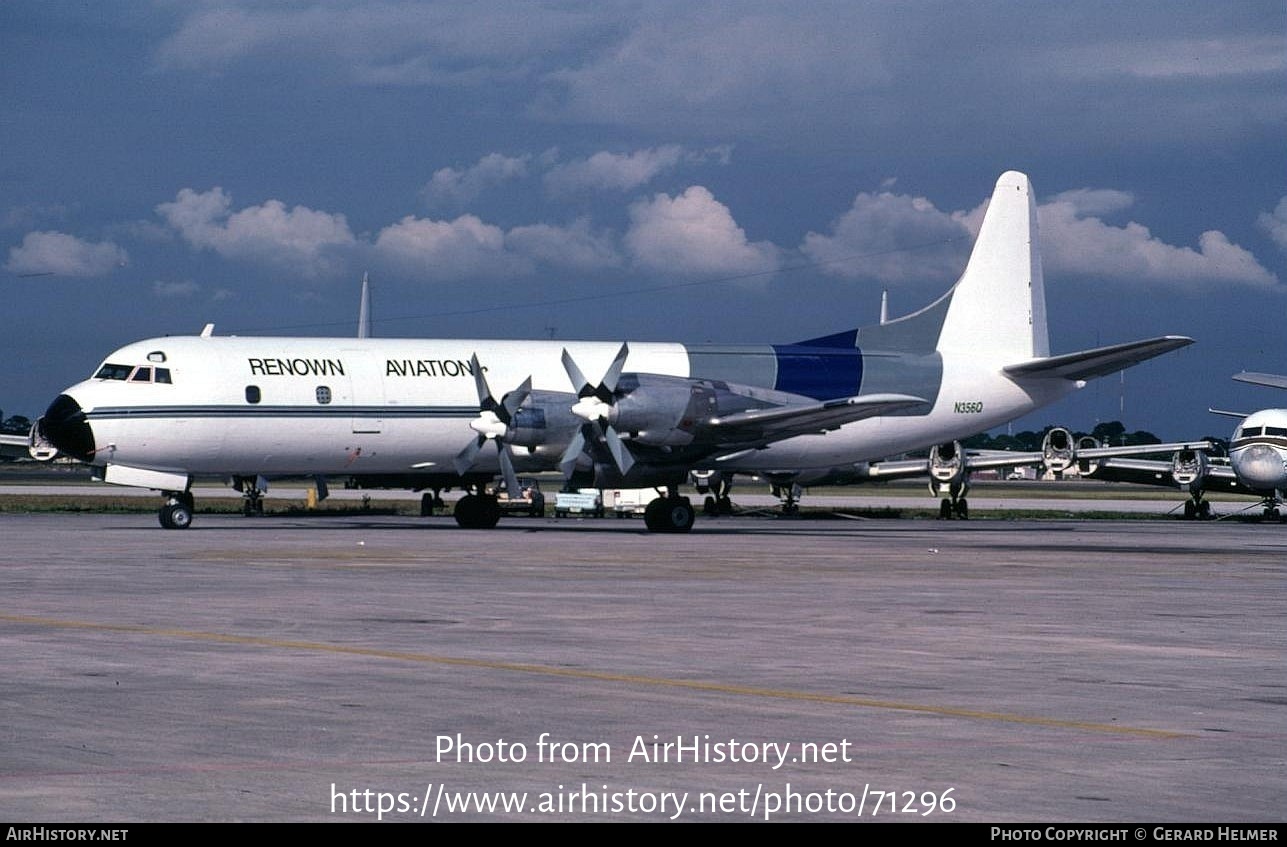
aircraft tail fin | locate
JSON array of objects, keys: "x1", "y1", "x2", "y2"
[
  {"x1": 935, "y1": 170, "x2": 1048, "y2": 360},
  {"x1": 854, "y1": 171, "x2": 1047, "y2": 361}
]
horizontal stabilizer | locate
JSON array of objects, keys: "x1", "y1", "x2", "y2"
[
  {"x1": 1232, "y1": 372, "x2": 1287, "y2": 390},
  {"x1": 709, "y1": 393, "x2": 926, "y2": 443},
  {"x1": 1003, "y1": 336, "x2": 1192, "y2": 381}
]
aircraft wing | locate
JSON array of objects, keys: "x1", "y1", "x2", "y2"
[
  {"x1": 0, "y1": 432, "x2": 30, "y2": 460},
  {"x1": 793, "y1": 439, "x2": 1214, "y2": 483},
  {"x1": 1003, "y1": 336, "x2": 1193, "y2": 381},
  {"x1": 707, "y1": 393, "x2": 926, "y2": 444},
  {"x1": 1232, "y1": 372, "x2": 1287, "y2": 390},
  {"x1": 1083, "y1": 456, "x2": 1253, "y2": 496}
]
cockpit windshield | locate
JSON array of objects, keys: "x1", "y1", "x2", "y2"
[
  {"x1": 94, "y1": 363, "x2": 172, "y2": 384},
  {"x1": 95, "y1": 363, "x2": 133, "y2": 380}
]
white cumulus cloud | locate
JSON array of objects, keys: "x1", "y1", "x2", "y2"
[
  {"x1": 156, "y1": 188, "x2": 356, "y2": 278},
  {"x1": 802, "y1": 184, "x2": 1278, "y2": 291},
  {"x1": 545, "y1": 145, "x2": 690, "y2": 195},
  {"x1": 506, "y1": 219, "x2": 621, "y2": 271},
  {"x1": 374, "y1": 214, "x2": 528, "y2": 280},
  {"x1": 625, "y1": 186, "x2": 778, "y2": 277},
  {"x1": 5, "y1": 231, "x2": 127, "y2": 277},
  {"x1": 1039, "y1": 195, "x2": 1277, "y2": 289},
  {"x1": 375, "y1": 213, "x2": 622, "y2": 279},
  {"x1": 800, "y1": 191, "x2": 972, "y2": 285},
  {"x1": 1258, "y1": 198, "x2": 1287, "y2": 253},
  {"x1": 423, "y1": 153, "x2": 532, "y2": 208}
]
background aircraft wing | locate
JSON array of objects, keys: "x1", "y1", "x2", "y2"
[
  {"x1": 0, "y1": 432, "x2": 32, "y2": 460},
  {"x1": 1003, "y1": 336, "x2": 1193, "y2": 381},
  {"x1": 1083, "y1": 456, "x2": 1252, "y2": 495},
  {"x1": 1232, "y1": 372, "x2": 1287, "y2": 390},
  {"x1": 707, "y1": 393, "x2": 926, "y2": 444},
  {"x1": 830, "y1": 439, "x2": 1214, "y2": 482}
]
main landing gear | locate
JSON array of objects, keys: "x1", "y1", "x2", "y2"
[
  {"x1": 705, "y1": 473, "x2": 736, "y2": 514},
  {"x1": 771, "y1": 483, "x2": 803, "y2": 516},
  {"x1": 644, "y1": 489, "x2": 695, "y2": 533},
  {"x1": 932, "y1": 480, "x2": 969, "y2": 520},
  {"x1": 420, "y1": 489, "x2": 446, "y2": 516},
  {"x1": 158, "y1": 491, "x2": 195, "y2": 529},
  {"x1": 1181, "y1": 495, "x2": 1212, "y2": 520},
  {"x1": 454, "y1": 488, "x2": 501, "y2": 529},
  {"x1": 232, "y1": 475, "x2": 266, "y2": 516}
]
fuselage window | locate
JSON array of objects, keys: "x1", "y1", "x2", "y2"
[
  {"x1": 245, "y1": 385, "x2": 261, "y2": 404},
  {"x1": 155, "y1": 368, "x2": 172, "y2": 384},
  {"x1": 316, "y1": 386, "x2": 332, "y2": 405},
  {"x1": 130, "y1": 367, "x2": 153, "y2": 383},
  {"x1": 147, "y1": 351, "x2": 167, "y2": 363},
  {"x1": 95, "y1": 363, "x2": 132, "y2": 380}
]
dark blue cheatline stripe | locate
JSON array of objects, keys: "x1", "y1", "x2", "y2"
[
  {"x1": 86, "y1": 405, "x2": 478, "y2": 420},
  {"x1": 770, "y1": 340, "x2": 863, "y2": 401}
]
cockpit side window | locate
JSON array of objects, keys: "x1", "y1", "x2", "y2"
[
  {"x1": 130, "y1": 367, "x2": 153, "y2": 382},
  {"x1": 155, "y1": 368, "x2": 172, "y2": 384},
  {"x1": 95, "y1": 363, "x2": 133, "y2": 380}
]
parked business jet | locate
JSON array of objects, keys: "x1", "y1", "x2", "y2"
[
  {"x1": 1079, "y1": 373, "x2": 1287, "y2": 520},
  {"x1": 29, "y1": 171, "x2": 1193, "y2": 531}
]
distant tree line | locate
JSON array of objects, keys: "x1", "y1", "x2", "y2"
[{"x1": 1, "y1": 413, "x2": 32, "y2": 435}]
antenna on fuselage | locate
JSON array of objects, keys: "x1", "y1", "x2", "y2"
[
  {"x1": 879, "y1": 290, "x2": 889, "y2": 324},
  {"x1": 357, "y1": 272, "x2": 372, "y2": 339}
]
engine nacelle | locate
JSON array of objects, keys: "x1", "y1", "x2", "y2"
[
  {"x1": 27, "y1": 419, "x2": 58, "y2": 461},
  {"x1": 928, "y1": 441, "x2": 965, "y2": 483},
  {"x1": 1075, "y1": 436, "x2": 1100, "y2": 476},
  {"x1": 690, "y1": 468, "x2": 717, "y2": 493},
  {"x1": 608, "y1": 373, "x2": 709, "y2": 447},
  {"x1": 1042, "y1": 427, "x2": 1074, "y2": 474},
  {"x1": 1170, "y1": 449, "x2": 1208, "y2": 488},
  {"x1": 502, "y1": 389, "x2": 583, "y2": 449}
]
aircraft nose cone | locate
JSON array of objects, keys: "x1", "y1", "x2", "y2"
[
  {"x1": 1231, "y1": 444, "x2": 1287, "y2": 491},
  {"x1": 38, "y1": 394, "x2": 95, "y2": 462}
]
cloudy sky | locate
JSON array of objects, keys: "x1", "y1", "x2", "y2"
[{"x1": 3, "y1": 1, "x2": 1285, "y2": 440}]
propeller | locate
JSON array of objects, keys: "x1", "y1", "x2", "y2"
[
  {"x1": 454, "y1": 354, "x2": 531, "y2": 497},
  {"x1": 559, "y1": 343, "x2": 635, "y2": 478}
]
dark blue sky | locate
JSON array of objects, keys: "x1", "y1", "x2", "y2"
[{"x1": 3, "y1": 1, "x2": 1285, "y2": 440}]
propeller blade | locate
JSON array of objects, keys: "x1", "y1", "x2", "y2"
[
  {"x1": 604, "y1": 425, "x2": 635, "y2": 475},
  {"x1": 500, "y1": 376, "x2": 532, "y2": 421},
  {"x1": 453, "y1": 435, "x2": 485, "y2": 477},
  {"x1": 560, "y1": 429, "x2": 586, "y2": 479},
  {"x1": 497, "y1": 443, "x2": 522, "y2": 503},
  {"x1": 559, "y1": 345, "x2": 635, "y2": 477},
  {"x1": 599, "y1": 342, "x2": 629, "y2": 397},
  {"x1": 561, "y1": 348, "x2": 592, "y2": 397}
]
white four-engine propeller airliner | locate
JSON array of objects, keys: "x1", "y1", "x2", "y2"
[{"x1": 27, "y1": 171, "x2": 1194, "y2": 531}]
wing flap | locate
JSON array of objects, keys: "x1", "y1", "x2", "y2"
[{"x1": 707, "y1": 393, "x2": 926, "y2": 443}]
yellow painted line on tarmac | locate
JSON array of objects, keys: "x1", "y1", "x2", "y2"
[{"x1": 1, "y1": 613, "x2": 1188, "y2": 738}]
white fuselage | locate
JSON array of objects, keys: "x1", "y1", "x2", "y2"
[
  {"x1": 49, "y1": 334, "x2": 1076, "y2": 483},
  {"x1": 1228, "y1": 409, "x2": 1287, "y2": 494}
]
